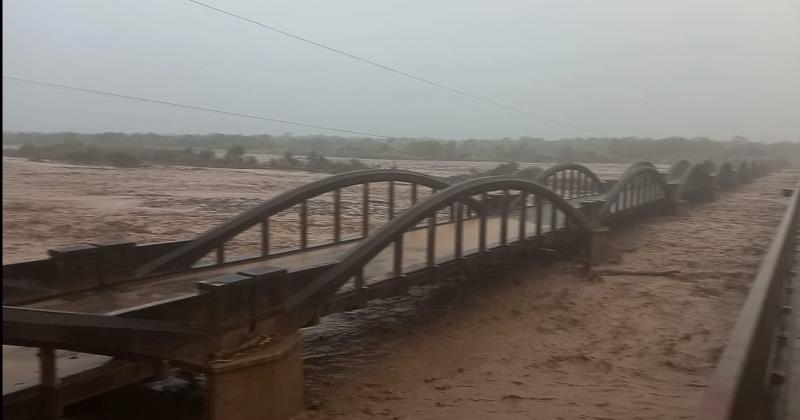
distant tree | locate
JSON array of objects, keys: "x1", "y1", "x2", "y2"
[{"x1": 225, "y1": 144, "x2": 246, "y2": 161}]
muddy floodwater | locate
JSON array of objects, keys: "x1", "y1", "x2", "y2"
[
  {"x1": 1, "y1": 157, "x2": 648, "y2": 263},
  {"x1": 2, "y1": 156, "x2": 792, "y2": 419}
]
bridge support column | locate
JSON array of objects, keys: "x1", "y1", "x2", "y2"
[
  {"x1": 710, "y1": 186, "x2": 721, "y2": 201},
  {"x1": 662, "y1": 183, "x2": 689, "y2": 217},
  {"x1": 662, "y1": 200, "x2": 690, "y2": 217},
  {"x1": 206, "y1": 332, "x2": 304, "y2": 420},
  {"x1": 588, "y1": 226, "x2": 611, "y2": 265},
  {"x1": 579, "y1": 199, "x2": 606, "y2": 221}
]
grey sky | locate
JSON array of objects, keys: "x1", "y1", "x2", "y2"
[{"x1": 3, "y1": 0, "x2": 799, "y2": 141}]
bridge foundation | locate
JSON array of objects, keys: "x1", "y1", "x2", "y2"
[
  {"x1": 589, "y1": 226, "x2": 611, "y2": 265},
  {"x1": 206, "y1": 332, "x2": 304, "y2": 420}
]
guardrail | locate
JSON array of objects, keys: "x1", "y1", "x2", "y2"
[{"x1": 696, "y1": 179, "x2": 799, "y2": 419}]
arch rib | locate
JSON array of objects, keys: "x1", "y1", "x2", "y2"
[
  {"x1": 715, "y1": 161, "x2": 736, "y2": 190},
  {"x1": 284, "y1": 177, "x2": 590, "y2": 316},
  {"x1": 668, "y1": 160, "x2": 691, "y2": 181},
  {"x1": 535, "y1": 162, "x2": 607, "y2": 198},
  {"x1": 136, "y1": 169, "x2": 467, "y2": 277},
  {"x1": 597, "y1": 165, "x2": 669, "y2": 224},
  {"x1": 675, "y1": 163, "x2": 714, "y2": 201}
]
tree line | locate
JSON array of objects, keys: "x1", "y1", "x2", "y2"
[
  {"x1": 2, "y1": 141, "x2": 369, "y2": 174},
  {"x1": 3, "y1": 132, "x2": 798, "y2": 165}
]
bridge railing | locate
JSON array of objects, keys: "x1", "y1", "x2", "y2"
[
  {"x1": 597, "y1": 165, "x2": 670, "y2": 225},
  {"x1": 134, "y1": 169, "x2": 479, "y2": 277},
  {"x1": 534, "y1": 162, "x2": 607, "y2": 201},
  {"x1": 696, "y1": 179, "x2": 800, "y2": 420},
  {"x1": 283, "y1": 177, "x2": 591, "y2": 318},
  {"x1": 715, "y1": 161, "x2": 737, "y2": 191}
]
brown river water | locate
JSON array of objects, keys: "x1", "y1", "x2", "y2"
[{"x1": 3, "y1": 156, "x2": 788, "y2": 419}]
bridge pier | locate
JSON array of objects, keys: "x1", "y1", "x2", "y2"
[
  {"x1": 588, "y1": 226, "x2": 611, "y2": 265},
  {"x1": 710, "y1": 186, "x2": 721, "y2": 201},
  {"x1": 205, "y1": 332, "x2": 304, "y2": 420}
]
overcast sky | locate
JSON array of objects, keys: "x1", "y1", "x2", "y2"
[{"x1": 2, "y1": 0, "x2": 799, "y2": 141}]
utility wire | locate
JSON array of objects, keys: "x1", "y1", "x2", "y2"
[
  {"x1": 3, "y1": 76, "x2": 390, "y2": 138},
  {"x1": 187, "y1": 0, "x2": 610, "y2": 137}
]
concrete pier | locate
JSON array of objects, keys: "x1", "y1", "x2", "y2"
[{"x1": 206, "y1": 333, "x2": 304, "y2": 420}]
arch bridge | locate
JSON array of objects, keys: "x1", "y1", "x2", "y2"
[{"x1": 1, "y1": 158, "x2": 779, "y2": 420}]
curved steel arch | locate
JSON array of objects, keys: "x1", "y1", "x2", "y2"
[
  {"x1": 596, "y1": 165, "x2": 670, "y2": 224},
  {"x1": 715, "y1": 161, "x2": 737, "y2": 190},
  {"x1": 136, "y1": 169, "x2": 468, "y2": 277},
  {"x1": 668, "y1": 160, "x2": 691, "y2": 181},
  {"x1": 618, "y1": 161, "x2": 660, "y2": 182},
  {"x1": 536, "y1": 162, "x2": 606, "y2": 189},
  {"x1": 284, "y1": 177, "x2": 591, "y2": 315},
  {"x1": 622, "y1": 161, "x2": 657, "y2": 174},
  {"x1": 535, "y1": 162, "x2": 607, "y2": 199},
  {"x1": 676, "y1": 163, "x2": 714, "y2": 201}
]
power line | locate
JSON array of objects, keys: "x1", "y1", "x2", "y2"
[
  {"x1": 3, "y1": 76, "x2": 390, "y2": 138},
  {"x1": 187, "y1": 0, "x2": 610, "y2": 137}
]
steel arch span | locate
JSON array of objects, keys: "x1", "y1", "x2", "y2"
[
  {"x1": 668, "y1": 160, "x2": 691, "y2": 181},
  {"x1": 676, "y1": 163, "x2": 714, "y2": 202},
  {"x1": 597, "y1": 164, "x2": 670, "y2": 225},
  {"x1": 136, "y1": 169, "x2": 474, "y2": 277},
  {"x1": 535, "y1": 162, "x2": 607, "y2": 200},
  {"x1": 284, "y1": 176, "x2": 591, "y2": 317},
  {"x1": 715, "y1": 161, "x2": 737, "y2": 191}
]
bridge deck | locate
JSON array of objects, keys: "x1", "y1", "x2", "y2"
[
  {"x1": 2, "y1": 210, "x2": 571, "y2": 397},
  {"x1": 22, "y1": 212, "x2": 563, "y2": 315}
]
